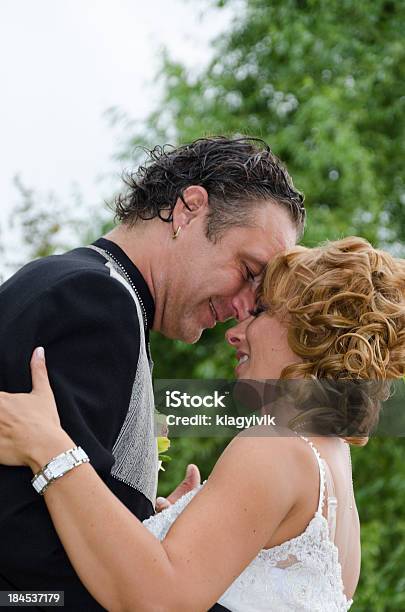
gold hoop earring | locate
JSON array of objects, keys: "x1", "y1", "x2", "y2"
[{"x1": 172, "y1": 226, "x2": 181, "y2": 239}]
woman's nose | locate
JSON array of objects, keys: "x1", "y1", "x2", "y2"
[
  {"x1": 225, "y1": 318, "x2": 249, "y2": 347},
  {"x1": 226, "y1": 329, "x2": 240, "y2": 347}
]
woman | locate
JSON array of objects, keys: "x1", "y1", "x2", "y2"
[{"x1": 0, "y1": 236, "x2": 404, "y2": 611}]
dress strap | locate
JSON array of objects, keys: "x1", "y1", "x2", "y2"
[{"x1": 299, "y1": 436, "x2": 338, "y2": 543}]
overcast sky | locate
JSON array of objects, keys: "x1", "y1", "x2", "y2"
[{"x1": 0, "y1": 0, "x2": 233, "y2": 272}]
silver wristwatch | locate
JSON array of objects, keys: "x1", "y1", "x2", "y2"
[{"x1": 31, "y1": 447, "x2": 89, "y2": 495}]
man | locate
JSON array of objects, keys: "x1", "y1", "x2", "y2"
[{"x1": 0, "y1": 136, "x2": 304, "y2": 610}]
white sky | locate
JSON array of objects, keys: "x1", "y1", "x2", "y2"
[{"x1": 0, "y1": 0, "x2": 233, "y2": 274}]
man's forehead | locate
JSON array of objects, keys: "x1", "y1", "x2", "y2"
[
  {"x1": 240, "y1": 248, "x2": 270, "y2": 269},
  {"x1": 240, "y1": 222, "x2": 296, "y2": 263},
  {"x1": 248, "y1": 202, "x2": 296, "y2": 242}
]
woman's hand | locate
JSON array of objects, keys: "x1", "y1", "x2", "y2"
[{"x1": 0, "y1": 347, "x2": 70, "y2": 471}]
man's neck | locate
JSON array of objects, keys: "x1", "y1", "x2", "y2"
[{"x1": 103, "y1": 222, "x2": 169, "y2": 328}]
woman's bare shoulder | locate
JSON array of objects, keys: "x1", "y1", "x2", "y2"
[
  {"x1": 210, "y1": 426, "x2": 310, "y2": 502},
  {"x1": 229, "y1": 424, "x2": 310, "y2": 460}
]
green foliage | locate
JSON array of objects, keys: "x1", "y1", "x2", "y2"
[
  {"x1": 350, "y1": 440, "x2": 405, "y2": 610},
  {"x1": 5, "y1": 177, "x2": 113, "y2": 274},
  {"x1": 124, "y1": 0, "x2": 405, "y2": 251}
]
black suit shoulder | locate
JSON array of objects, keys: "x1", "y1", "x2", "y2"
[{"x1": 0, "y1": 246, "x2": 129, "y2": 322}]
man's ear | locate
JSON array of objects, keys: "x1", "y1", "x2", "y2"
[{"x1": 172, "y1": 185, "x2": 209, "y2": 229}]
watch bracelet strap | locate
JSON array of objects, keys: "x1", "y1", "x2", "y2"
[{"x1": 31, "y1": 446, "x2": 89, "y2": 495}]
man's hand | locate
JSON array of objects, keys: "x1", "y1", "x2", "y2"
[{"x1": 155, "y1": 464, "x2": 201, "y2": 512}]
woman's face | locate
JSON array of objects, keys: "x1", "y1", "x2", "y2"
[{"x1": 225, "y1": 312, "x2": 301, "y2": 379}]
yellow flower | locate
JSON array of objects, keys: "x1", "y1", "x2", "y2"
[{"x1": 157, "y1": 436, "x2": 171, "y2": 455}]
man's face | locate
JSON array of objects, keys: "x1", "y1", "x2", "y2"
[{"x1": 161, "y1": 196, "x2": 297, "y2": 343}]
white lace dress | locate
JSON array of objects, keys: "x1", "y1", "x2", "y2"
[{"x1": 143, "y1": 437, "x2": 353, "y2": 611}]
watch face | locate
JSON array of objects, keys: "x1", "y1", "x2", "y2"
[{"x1": 50, "y1": 453, "x2": 75, "y2": 478}]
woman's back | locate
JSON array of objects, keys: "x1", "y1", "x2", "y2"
[
  {"x1": 263, "y1": 435, "x2": 360, "y2": 600},
  {"x1": 144, "y1": 434, "x2": 359, "y2": 610},
  {"x1": 302, "y1": 436, "x2": 361, "y2": 600}
]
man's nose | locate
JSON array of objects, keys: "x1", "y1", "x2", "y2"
[{"x1": 232, "y1": 284, "x2": 256, "y2": 322}]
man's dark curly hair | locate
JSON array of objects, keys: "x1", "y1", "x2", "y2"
[{"x1": 114, "y1": 136, "x2": 305, "y2": 242}]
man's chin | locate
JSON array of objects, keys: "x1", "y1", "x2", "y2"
[
  {"x1": 165, "y1": 317, "x2": 207, "y2": 344},
  {"x1": 184, "y1": 328, "x2": 204, "y2": 344},
  {"x1": 179, "y1": 322, "x2": 206, "y2": 344}
]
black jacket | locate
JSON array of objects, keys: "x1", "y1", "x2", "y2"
[{"x1": 0, "y1": 239, "x2": 155, "y2": 610}]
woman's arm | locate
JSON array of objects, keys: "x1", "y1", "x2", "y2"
[{"x1": 0, "y1": 350, "x2": 298, "y2": 612}]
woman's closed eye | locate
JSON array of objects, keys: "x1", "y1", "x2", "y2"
[{"x1": 248, "y1": 304, "x2": 266, "y2": 317}]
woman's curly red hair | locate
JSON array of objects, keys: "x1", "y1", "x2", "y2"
[{"x1": 260, "y1": 236, "x2": 405, "y2": 445}]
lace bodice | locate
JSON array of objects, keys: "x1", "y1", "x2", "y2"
[{"x1": 143, "y1": 437, "x2": 353, "y2": 611}]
